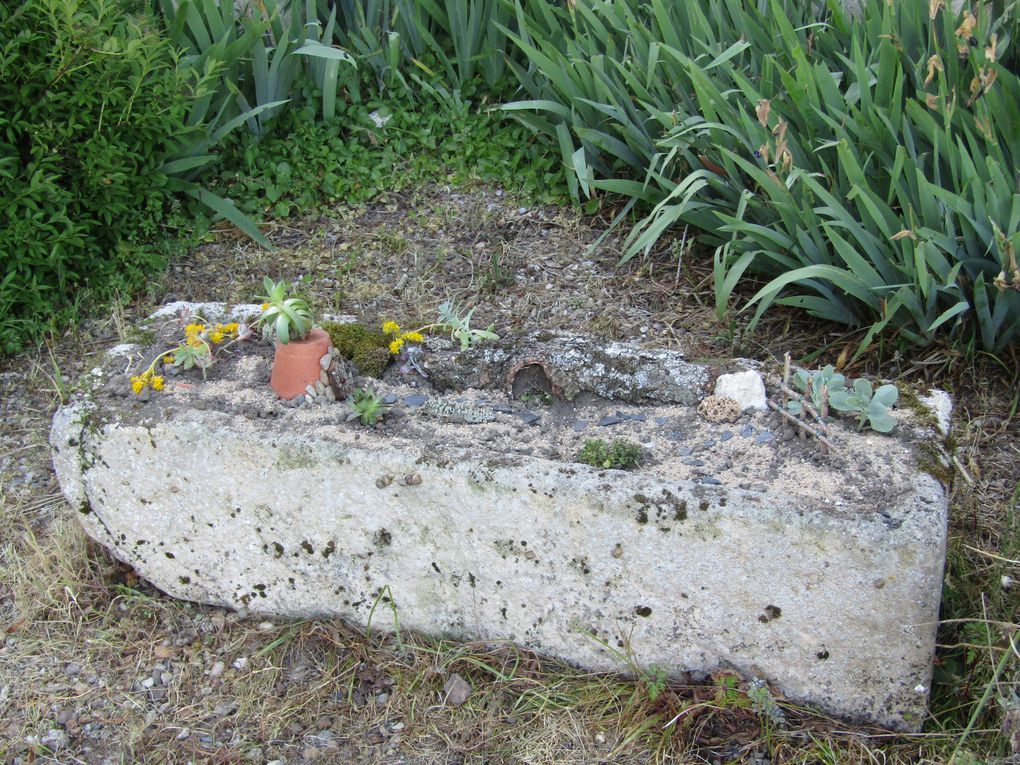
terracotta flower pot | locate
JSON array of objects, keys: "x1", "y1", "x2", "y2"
[{"x1": 269, "y1": 327, "x2": 330, "y2": 400}]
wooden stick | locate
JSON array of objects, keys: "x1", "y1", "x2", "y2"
[{"x1": 766, "y1": 400, "x2": 839, "y2": 453}]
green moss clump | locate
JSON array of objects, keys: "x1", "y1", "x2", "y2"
[
  {"x1": 322, "y1": 321, "x2": 391, "y2": 378},
  {"x1": 577, "y1": 439, "x2": 643, "y2": 470}
]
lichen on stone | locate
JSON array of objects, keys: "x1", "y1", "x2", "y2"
[{"x1": 423, "y1": 399, "x2": 498, "y2": 424}]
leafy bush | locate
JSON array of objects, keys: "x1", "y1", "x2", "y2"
[
  {"x1": 502, "y1": 0, "x2": 1020, "y2": 351},
  {"x1": 0, "y1": 0, "x2": 195, "y2": 352}
]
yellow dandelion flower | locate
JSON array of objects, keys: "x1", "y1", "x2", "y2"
[
  {"x1": 164, "y1": 354, "x2": 175, "y2": 365},
  {"x1": 222, "y1": 323, "x2": 239, "y2": 335},
  {"x1": 151, "y1": 376, "x2": 165, "y2": 391},
  {"x1": 210, "y1": 331, "x2": 225, "y2": 344},
  {"x1": 403, "y1": 331, "x2": 424, "y2": 343},
  {"x1": 389, "y1": 338, "x2": 404, "y2": 355},
  {"x1": 130, "y1": 376, "x2": 145, "y2": 394},
  {"x1": 185, "y1": 323, "x2": 205, "y2": 336},
  {"x1": 260, "y1": 303, "x2": 270, "y2": 311},
  {"x1": 382, "y1": 321, "x2": 401, "y2": 335}
]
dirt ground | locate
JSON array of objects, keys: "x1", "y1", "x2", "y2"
[{"x1": 1, "y1": 184, "x2": 1017, "y2": 764}]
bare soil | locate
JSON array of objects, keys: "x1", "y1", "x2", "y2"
[{"x1": 1, "y1": 184, "x2": 1018, "y2": 765}]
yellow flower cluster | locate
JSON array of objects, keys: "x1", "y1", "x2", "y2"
[
  {"x1": 382, "y1": 321, "x2": 424, "y2": 355},
  {"x1": 130, "y1": 369, "x2": 164, "y2": 395},
  {"x1": 184, "y1": 323, "x2": 206, "y2": 348},
  {"x1": 183, "y1": 322, "x2": 239, "y2": 347}
]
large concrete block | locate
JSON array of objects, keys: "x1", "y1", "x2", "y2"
[{"x1": 51, "y1": 307, "x2": 949, "y2": 731}]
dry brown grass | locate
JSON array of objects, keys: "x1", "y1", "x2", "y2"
[{"x1": 1, "y1": 185, "x2": 1017, "y2": 764}]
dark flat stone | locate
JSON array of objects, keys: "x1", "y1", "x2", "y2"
[
  {"x1": 720, "y1": 430, "x2": 733, "y2": 442},
  {"x1": 682, "y1": 459, "x2": 706, "y2": 467},
  {"x1": 624, "y1": 413, "x2": 647, "y2": 422},
  {"x1": 573, "y1": 420, "x2": 589, "y2": 432},
  {"x1": 755, "y1": 431, "x2": 775, "y2": 444},
  {"x1": 678, "y1": 447, "x2": 695, "y2": 457},
  {"x1": 402, "y1": 394, "x2": 428, "y2": 406},
  {"x1": 598, "y1": 415, "x2": 624, "y2": 427},
  {"x1": 740, "y1": 424, "x2": 755, "y2": 437},
  {"x1": 518, "y1": 411, "x2": 540, "y2": 425},
  {"x1": 702, "y1": 439, "x2": 716, "y2": 449},
  {"x1": 698, "y1": 476, "x2": 722, "y2": 486},
  {"x1": 655, "y1": 417, "x2": 669, "y2": 426},
  {"x1": 491, "y1": 404, "x2": 514, "y2": 414},
  {"x1": 383, "y1": 393, "x2": 398, "y2": 405}
]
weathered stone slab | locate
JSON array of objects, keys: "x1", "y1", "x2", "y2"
[{"x1": 50, "y1": 307, "x2": 949, "y2": 731}]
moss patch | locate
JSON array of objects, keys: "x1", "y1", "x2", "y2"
[{"x1": 322, "y1": 321, "x2": 391, "y2": 378}]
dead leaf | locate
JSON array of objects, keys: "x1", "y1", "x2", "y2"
[
  {"x1": 890, "y1": 230, "x2": 917, "y2": 241},
  {"x1": 924, "y1": 55, "x2": 942, "y2": 87},
  {"x1": 755, "y1": 99, "x2": 771, "y2": 127},
  {"x1": 442, "y1": 673, "x2": 472, "y2": 706}
]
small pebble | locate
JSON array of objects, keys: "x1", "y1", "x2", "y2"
[
  {"x1": 573, "y1": 420, "x2": 589, "y2": 432},
  {"x1": 383, "y1": 393, "x2": 398, "y2": 405},
  {"x1": 755, "y1": 431, "x2": 775, "y2": 444},
  {"x1": 598, "y1": 415, "x2": 624, "y2": 426},
  {"x1": 698, "y1": 476, "x2": 722, "y2": 486},
  {"x1": 682, "y1": 459, "x2": 706, "y2": 467},
  {"x1": 720, "y1": 430, "x2": 733, "y2": 442},
  {"x1": 654, "y1": 417, "x2": 669, "y2": 426},
  {"x1": 518, "y1": 411, "x2": 540, "y2": 425},
  {"x1": 678, "y1": 447, "x2": 695, "y2": 457},
  {"x1": 740, "y1": 424, "x2": 755, "y2": 437},
  {"x1": 402, "y1": 394, "x2": 428, "y2": 407}
]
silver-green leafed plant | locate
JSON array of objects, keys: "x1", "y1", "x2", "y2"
[
  {"x1": 829, "y1": 378, "x2": 899, "y2": 434},
  {"x1": 788, "y1": 365, "x2": 846, "y2": 415},
  {"x1": 436, "y1": 301, "x2": 499, "y2": 350},
  {"x1": 257, "y1": 277, "x2": 313, "y2": 344},
  {"x1": 788, "y1": 365, "x2": 898, "y2": 433}
]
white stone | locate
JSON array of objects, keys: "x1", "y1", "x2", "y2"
[
  {"x1": 714, "y1": 370, "x2": 767, "y2": 412},
  {"x1": 918, "y1": 389, "x2": 953, "y2": 436},
  {"x1": 51, "y1": 401, "x2": 948, "y2": 731}
]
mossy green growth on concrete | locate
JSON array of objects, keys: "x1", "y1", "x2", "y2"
[
  {"x1": 577, "y1": 439, "x2": 643, "y2": 470},
  {"x1": 322, "y1": 321, "x2": 391, "y2": 378}
]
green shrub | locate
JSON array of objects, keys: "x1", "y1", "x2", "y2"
[
  {"x1": 0, "y1": 0, "x2": 197, "y2": 352},
  {"x1": 213, "y1": 98, "x2": 567, "y2": 216},
  {"x1": 502, "y1": 0, "x2": 1020, "y2": 352}
]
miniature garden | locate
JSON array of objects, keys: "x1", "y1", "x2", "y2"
[{"x1": 2, "y1": 0, "x2": 1019, "y2": 763}]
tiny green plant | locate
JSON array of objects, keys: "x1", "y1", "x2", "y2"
[
  {"x1": 348, "y1": 387, "x2": 390, "y2": 426},
  {"x1": 257, "y1": 277, "x2": 313, "y2": 344},
  {"x1": 787, "y1": 365, "x2": 899, "y2": 433},
  {"x1": 577, "y1": 439, "x2": 642, "y2": 470},
  {"x1": 746, "y1": 678, "x2": 787, "y2": 728}
]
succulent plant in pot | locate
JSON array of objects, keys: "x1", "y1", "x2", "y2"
[{"x1": 257, "y1": 277, "x2": 330, "y2": 400}]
